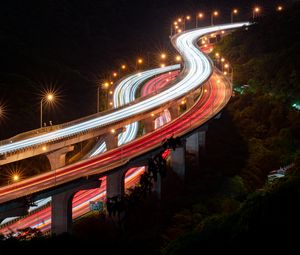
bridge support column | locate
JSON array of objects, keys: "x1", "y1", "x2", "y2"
[
  {"x1": 169, "y1": 105, "x2": 179, "y2": 120},
  {"x1": 51, "y1": 178, "x2": 101, "y2": 235},
  {"x1": 145, "y1": 166, "x2": 161, "y2": 199},
  {"x1": 186, "y1": 94, "x2": 195, "y2": 109},
  {"x1": 103, "y1": 128, "x2": 124, "y2": 151},
  {"x1": 143, "y1": 116, "x2": 155, "y2": 133},
  {"x1": 106, "y1": 170, "x2": 125, "y2": 198},
  {"x1": 46, "y1": 146, "x2": 74, "y2": 170},
  {"x1": 170, "y1": 141, "x2": 186, "y2": 180}
]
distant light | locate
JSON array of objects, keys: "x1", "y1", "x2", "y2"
[
  {"x1": 221, "y1": 57, "x2": 225, "y2": 62},
  {"x1": 137, "y1": 58, "x2": 143, "y2": 64},
  {"x1": 224, "y1": 63, "x2": 229, "y2": 68},
  {"x1": 292, "y1": 103, "x2": 300, "y2": 110},
  {"x1": 213, "y1": 11, "x2": 219, "y2": 16},
  {"x1": 42, "y1": 146, "x2": 47, "y2": 151},
  {"x1": 161, "y1": 53, "x2": 166, "y2": 59},
  {"x1": 113, "y1": 72, "x2": 117, "y2": 77},
  {"x1": 215, "y1": 52, "x2": 220, "y2": 57},
  {"x1": 277, "y1": 5, "x2": 283, "y2": 12},
  {"x1": 186, "y1": 15, "x2": 191, "y2": 20},
  {"x1": 181, "y1": 100, "x2": 185, "y2": 105},
  {"x1": 178, "y1": 18, "x2": 182, "y2": 22},
  {"x1": 175, "y1": 55, "x2": 181, "y2": 62},
  {"x1": 13, "y1": 175, "x2": 19, "y2": 182},
  {"x1": 151, "y1": 113, "x2": 155, "y2": 117},
  {"x1": 204, "y1": 89, "x2": 208, "y2": 93},
  {"x1": 111, "y1": 129, "x2": 115, "y2": 134},
  {"x1": 46, "y1": 93, "x2": 54, "y2": 101},
  {"x1": 233, "y1": 9, "x2": 238, "y2": 14},
  {"x1": 160, "y1": 63, "x2": 166, "y2": 68},
  {"x1": 223, "y1": 71, "x2": 227, "y2": 75},
  {"x1": 109, "y1": 90, "x2": 113, "y2": 94},
  {"x1": 221, "y1": 30, "x2": 225, "y2": 34},
  {"x1": 174, "y1": 21, "x2": 178, "y2": 25},
  {"x1": 198, "y1": 13, "x2": 204, "y2": 18},
  {"x1": 254, "y1": 7, "x2": 260, "y2": 13},
  {"x1": 121, "y1": 65, "x2": 126, "y2": 70},
  {"x1": 178, "y1": 29, "x2": 182, "y2": 33}
]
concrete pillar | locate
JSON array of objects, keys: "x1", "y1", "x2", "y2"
[
  {"x1": 143, "y1": 116, "x2": 155, "y2": 133},
  {"x1": 170, "y1": 143, "x2": 186, "y2": 180},
  {"x1": 169, "y1": 104, "x2": 179, "y2": 120},
  {"x1": 106, "y1": 170, "x2": 125, "y2": 198},
  {"x1": 103, "y1": 128, "x2": 124, "y2": 151},
  {"x1": 144, "y1": 166, "x2": 161, "y2": 199},
  {"x1": 46, "y1": 146, "x2": 74, "y2": 170},
  {"x1": 51, "y1": 178, "x2": 101, "y2": 235},
  {"x1": 186, "y1": 94, "x2": 195, "y2": 109}
]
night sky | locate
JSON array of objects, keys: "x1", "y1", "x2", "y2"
[{"x1": 0, "y1": 0, "x2": 292, "y2": 139}]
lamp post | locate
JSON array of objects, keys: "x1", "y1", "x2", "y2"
[
  {"x1": 196, "y1": 12, "x2": 204, "y2": 28},
  {"x1": 253, "y1": 7, "x2": 260, "y2": 20},
  {"x1": 231, "y1": 9, "x2": 238, "y2": 23},
  {"x1": 211, "y1": 11, "x2": 219, "y2": 26},
  {"x1": 276, "y1": 5, "x2": 283, "y2": 12},
  {"x1": 136, "y1": 58, "x2": 143, "y2": 70},
  {"x1": 40, "y1": 93, "x2": 54, "y2": 128}
]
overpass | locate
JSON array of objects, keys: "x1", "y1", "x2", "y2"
[{"x1": 0, "y1": 22, "x2": 250, "y2": 234}]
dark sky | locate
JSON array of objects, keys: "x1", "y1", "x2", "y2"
[{"x1": 0, "y1": 0, "x2": 293, "y2": 139}]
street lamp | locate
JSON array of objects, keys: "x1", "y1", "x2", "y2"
[
  {"x1": 175, "y1": 55, "x2": 181, "y2": 62},
  {"x1": 136, "y1": 58, "x2": 143, "y2": 70},
  {"x1": 211, "y1": 11, "x2": 219, "y2": 26},
  {"x1": 40, "y1": 93, "x2": 54, "y2": 128},
  {"x1": 196, "y1": 12, "x2": 204, "y2": 28},
  {"x1": 161, "y1": 53, "x2": 167, "y2": 60},
  {"x1": 184, "y1": 15, "x2": 191, "y2": 30},
  {"x1": 253, "y1": 7, "x2": 260, "y2": 19},
  {"x1": 231, "y1": 9, "x2": 238, "y2": 23},
  {"x1": 276, "y1": 5, "x2": 283, "y2": 12}
]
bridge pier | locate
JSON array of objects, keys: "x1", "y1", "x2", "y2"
[
  {"x1": 46, "y1": 146, "x2": 74, "y2": 170},
  {"x1": 51, "y1": 178, "x2": 101, "y2": 235},
  {"x1": 106, "y1": 170, "x2": 125, "y2": 198},
  {"x1": 103, "y1": 128, "x2": 124, "y2": 151},
  {"x1": 186, "y1": 94, "x2": 195, "y2": 109},
  {"x1": 170, "y1": 125, "x2": 208, "y2": 178},
  {"x1": 170, "y1": 140, "x2": 186, "y2": 179},
  {"x1": 143, "y1": 116, "x2": 156, "y2": 133},
  {"x1": 169, "y1": 104, "x2": 179, "y2": 120}
]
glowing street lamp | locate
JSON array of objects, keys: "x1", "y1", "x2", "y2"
[
  {"x1": 253, "y1": 7, "x2": 260, "y2": 19},
  {"x1": 231, "y1": 9, "x2": 238, "y2": 23},
  {"x1": 196, "y1": 12, "x2": 204, "y2": 28},
  {"x1": 276, "y1": 5, "x2": 283, "y2": 12},
  {"x1": 121, "y1": 64, "x2": 126, "y2": 70},
  {"x1": 161, "y1": 53, "x2": 166, "y2": 60},
  {"x1": 40, "y1": 93, "x2": 54, "y2": 128},
  {"x1": 0, "y1": 103, "x2": 6, "y2": 122},
  {"x1": 175, "y1": 55, "x2": 181, "y2": 62},
  {"x1": 211, "y1": 11, "x2": 219, "y2": 26}
]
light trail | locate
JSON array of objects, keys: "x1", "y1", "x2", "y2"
[
  {"x1": 0, "y1": 69, "x2": 178, "y2": 234},
  {"x1": 0, "y1": 23, "x2": 249, "y2": 155}
]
